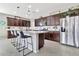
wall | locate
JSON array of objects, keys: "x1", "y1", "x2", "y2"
[{"x1": 0, "y1": 13, "x2": 14, "y2": 39}]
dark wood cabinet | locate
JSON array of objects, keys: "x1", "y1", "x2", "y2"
[
  {"x1": 7, "y1": 17, "x2": 15, "y2": 26},
  {"x1": 14, "y1": 19, "x2": 19, "y2": 26},
  {"x1": 50, "y1": 16, "x2": 55, "y2": 26},
  {"x1": 35, "y1": 19, "x2": 40, "y2": 26},
  {"x1": 22, "y1": 20, "x2": 30, "y2": 27},
  {"x1": 19, "y1": 19, "x2": 22, "y2": 26},
  {"x1": 45, "y1": 32, "x2": 60, "y2": 42},
  {"x1": 7, "y1": 17, "x2": 30, "y2": 27},
  {"x1": 35, "y1": 15, "x2": 60, "y2": 26},
  {"x1": 35, "y1": 17, "x2": 47, "y2": 26},
  {"x1": 26, "y1": 21, "x2": 30, "y2": 27},
  {"x1": 22, "y1": 20, "x2": 25, "y2": 26},
  {"x1": 20, "y1": 20, "x2": 30, "y2": 27},
  {"x1": 45, "y1": 32, "x2": 50, "y2": 40},
  {"x1": 39, "y1": 33, "x2": 45, "y2": 49},
  {"x1": 47, "y1": 16, "x2": 51, "y2": 26},
  {"x1": 38, "y1": 32, "x2": 60, "y2": 49},
  {"x1": 52, "y1": 32, "x2": 60, "y2": 42},
  {"x1": 54, "y1": 15, "x2": 60, "y2": 26},
  {"x1": 7, "y1": 31, "x2": 13, "y2": 38},
  {"x1": 49, "y1": 33, "x2": 54, "y2": 41}
]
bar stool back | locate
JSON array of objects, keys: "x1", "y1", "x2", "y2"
[
  {"x1": 10, "y1": 30, "x2": 15, "y2": 43},
  {"x1": 12, "y1": 30, "x2": 19, "y2": 47},
  {"x1": 19, "y1": 31, "x2": 33, "y2": 56}
]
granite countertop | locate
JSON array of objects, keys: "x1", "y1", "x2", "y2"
[{"x1": 26, "y1": 31, "x2": 49, "y2": 34}]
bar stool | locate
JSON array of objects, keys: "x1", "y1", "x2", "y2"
[
  {"x1": 11, "y1": 30, "x2": 23, "y2": 51},
  {"x1": 15, "y1": 30, "x2": 25, "y2": 50},
  {"x1": 12, "y1": 30, "x2": 19, "y2": 47},
  {"x1": 19, "y1": 31, "x2": 33, "y2": 56},
  {"x1": 10, "y1": 30, "x2": 16, "y2": 44}
]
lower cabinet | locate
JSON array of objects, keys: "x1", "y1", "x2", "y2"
[
  {"x1": 38, "y1": 32, "x2": 60, "y2": 49},
  {"x1": 45, "y1": 33, "x2": 50, "y2": 40},
  {"x1": 52, "y1": 32, "x2": 60, "y2": 42},
  {"x1": 45, "y1": 32, "x2": 60, "y2": 42},
  {"x1": 7, "y1": 31, "x2": 13, "y2": 38},
  {"x1": 39, "y1": 33, "x2": 45, "y2": 49}
]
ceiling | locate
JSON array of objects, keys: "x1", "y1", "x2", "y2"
[{"x1": 0, "y1": 3, "x2": 79, "y2": 19}]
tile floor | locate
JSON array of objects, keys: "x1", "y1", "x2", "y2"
[{"x1": 0, "y1": 39, "x2": 79, "y2": 56}]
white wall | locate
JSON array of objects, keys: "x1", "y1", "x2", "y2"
[{"x1": 0, "y1": 13, "x2": 14, "y2": 39}]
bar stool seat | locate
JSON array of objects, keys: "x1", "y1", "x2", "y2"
[{"x1": 19, "y1": 31, "x2": 33, "y2": 56}]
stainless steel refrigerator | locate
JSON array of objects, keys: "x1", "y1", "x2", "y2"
[{"x1": 60, "y1": 16, "x2": 79, "y2": 47}]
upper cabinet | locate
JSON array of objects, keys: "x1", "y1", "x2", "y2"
[
  {"x1": 7, "y1": 17, "x2": 15, "y2": 26},
  {"x1": 7, "y1": 17, "x2": 30, "y2": 27},
  {"x1": 46, "y1": 16, "x2": 51, "y2": 26},
  {"x1": 35, "y1": 8, "x2": 79, "y2": 26},
  {"x1": 54, "y1": 15, "x2": 60, "y2": 25},
  {"x1": 35, "y1": 17, "x2": 47, "y2": 26},
  {"x1": 35, "y1": 19, "x2": 40, "y2": 26},
  {"x1": 35, "y1": 15, "x2": 60, "y2": 26},
  {"x1": 26, "y1": 21, "x2": 30, "y2": 27}
]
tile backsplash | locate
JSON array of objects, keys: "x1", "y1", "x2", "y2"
[
  {"x1": 7, "y1": 26, "x2": 60, "y2": 31},
  {"x1": 28, "y1": 26, "x2": 60, "y2": 31}
]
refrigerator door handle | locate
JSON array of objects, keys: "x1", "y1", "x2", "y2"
[{"x1": 61, "y1": 27, "x2": 65, "y2": 32}]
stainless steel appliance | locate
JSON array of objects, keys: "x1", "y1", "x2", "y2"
[
  {"x1": 60, "y1": 16, "x2": 79, "y2": 47},
  {"x1": 60, "y1": 18, "x2": 66, "y2": 44}
]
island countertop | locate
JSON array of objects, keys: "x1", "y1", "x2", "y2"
[{"x1": 25, "y1": 31, "x2": 50, "y2": 34}]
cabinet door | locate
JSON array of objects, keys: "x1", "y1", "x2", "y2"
[
  {"x1": 35, "y1": 19, "x2": 40, "y2": 26},
  {"x1": 26, "y1": 21, "x2": 30, "y2": 27},
  {"x1": 35, "y1": 18, "x2": 47, "y2": 26},
  {"x1": 47, "y1": 16, "x2": 51, "y2": 26},
  {"x1": 50, "y1": 16, "x2": 55, "y2": 26},
  {"x1": 35, "y1": 19, "x2": 37, "y2": 26},
  {"x1": 49, "y1": 33, "x2": 54, "y2": 41},
  {"x1": 45, "y1": 33, "x2": 50, "y2": 40},
  {"x1": 14, "y1": 19, "x2": 19, "y2": 26},
  {"x1": 7, "y1": 17, "x2": 14, "y2": 26},
  {"x1": 25, "y1": 20, "x2": 27, "y2": 26},
  {"x1": 39, "y1": 18, "x2": 44, "y2": 26},
  {"x1": 19, "y1": 19, "x2": 22, "y2": 26},
  {"x1": 22, "y1": 20, "x2": 25, "y2": 26},
  {"x1": 54, "y1": 16, "x2": 60, "y2": 25},
  {"x1": 23, "y1": 20, "x2": 26, "y2": 26},
  {"x1": 52, "y1": 32, "x2": 60, "y2": 42},
  {"x1": 22, "y1": 20, "x2": 30, "y2": 27},
  {"x1": 7, "y1": 18, "x2": 11, "y2": 26},
  {"x1": 39, "y1": 33, "x2": 45, "y2": 49},
  {"x1": 43, "y1": 17, "x2": 47, "y2": 26},
  {"x1": 7, "y1": 31, "x2": 13, "y2": 38}
]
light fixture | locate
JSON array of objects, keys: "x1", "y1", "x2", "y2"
[
  {"x1": 17, "y1": 6, "x2": 20, "y2": 8},
  {"x1": 26, "y1": 5, "x2": 40, "y2": 18},
  {"x1": 14, "y1": 6, "x2": 21, "y2": 19}
]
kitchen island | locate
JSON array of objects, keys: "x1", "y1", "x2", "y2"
[{"x1": 25, "y1": 31, "x2": 49, "y2": 53}]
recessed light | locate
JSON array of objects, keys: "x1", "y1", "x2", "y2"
[
  {"x1": 28, "y1": 5, "x2": 32, "y2": 8},
  {"x1": 35, "y1": 9, "x2": 39, "y2": 12}
]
